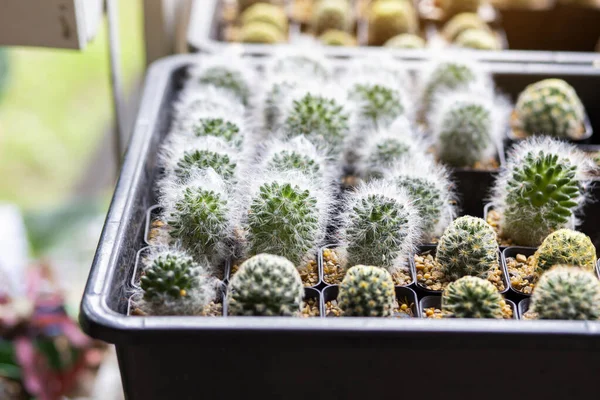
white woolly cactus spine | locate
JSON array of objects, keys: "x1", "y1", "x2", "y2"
[
  {"x1": 383, "y1": 154, "x2": 457, "y2": 240},
  {"x1": 266, "y1": 48, "x2": 333, "y2": 81},
  {"x1": 353, "y1": 117, "x2": 430, "y2": 180},
  {"x1": 338, "y1": 179, "x2": 422, "y2": 274},
  {"x1": 234, "y1": 168, "x2": 332, "y2": 266},
  {"x1": 430, "y1": 91, "x2": 507, "y2": 167},
  {"x1": 159, "y1": 169, "x2": 234, "y2": 267},
  {"x1": 133, "y1": 246, "x2": 219, "y2": 316},
  {"x1": 491, "y1": 137, "x2": 595, "y2": 246}
]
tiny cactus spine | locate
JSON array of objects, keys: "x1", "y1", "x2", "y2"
[
  {"x1": 227, "y1": 253, "x2": 304, "y2": 316},
  {"x1": 441, "y1": 276, "x2": 504, "y2": 318},
  {"x1": 338, "y1": 265, "x2": 396, "y2": 317}
]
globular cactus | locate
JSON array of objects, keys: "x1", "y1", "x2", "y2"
[
  {"x1": 455, "y1": 29, "x2": 500, "y2": 50},
  {"x1": 281, "y1": 86, "x2": 351, "y2": 156},
  {"x1": 160, "y1": 170, "x2": 232, "y2": 265},
  {"x1": 383, "y1": 155, "x2": 457, "y2": 240},
  {"x1": 436, "y1": 216, "x2": 499, "y2": 281},
  {"x1": 339, "y1": 179, "x2": 421, "y2": 274},
  {"x1": 227, "y1": 253, "x2": 304, "y2": 316},
  {"x1": 259, "y1": 135, "x2": 330, "y2": 181},
  {"x1": 239, "y1": 21, "x2": 285, "y2": 43},
  {"x1": 159, "y1": 136, "x2": 238, "y2": 184},
  {"x1": 530, "y1": 265, "x2": 600, "y2": 320},
  {"x1": 347, "y1": 78, "x2": 412, "y2": 129},
  {"x1": 240, "y1": 3, "x2": 288, "y2": 34},
  {"x1": 237, "y1": 169, "x2": 330, "y2": 266},
  {"x1": 187, "y1": 54, "x2": 255, "y2": 106},
  {"x1": 238, "y1": 0, "x2": 275, "y2": 12},
  {"x1": 367, "y1": 0, "x2": 418, "y2": 46},
  {"x1": 189, "y1": 117, "x2": 245, "y2": 149},
  {"x1": 338, "y1": 265, "x2": 396, "y2": 317},
  {"x1": 430, "y1": 91, "x2": 505, "y2": 167},
  {"x1": 491, "y1": 137, "x2": 594, "y2": 246},
  {"x1": 319, "y1": 29, "x2": 357, "y2": 46},
  {"x1": 439, "y1": 0, "x2": 481, "y2": 18},
  {"x1": 312, "y1": 0, "x2": 353, "y2": 36},
  {"x1": 533, "y1": 229, "x2": 597, "y2": 277},
  {"x1": 174, "y1": 86, "x2": 246, "y2": 130},
  {"x1": 442, "y1": 12, "x2": 489, "y2": 42},
  {"x1": 441, "y1": 276, "x2": 504, "y2": 318},
  {"x1": 354, "y1": 117, "x2": 429, "y2": 180},
  {"x1": 384, "y1": 33, "x2": 426, "y2": 48},
  {"x1": 512, "y1": 79, "x2": 586, "y2": 140},
  {"x1": 137, "y1": 248, "x2": 217, "y2": 316},
  {"x1": 268, "y1": 50, "x2": 332, "y2": 81}
]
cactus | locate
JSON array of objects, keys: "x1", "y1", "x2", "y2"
[
  {"x1": 367, "y1": 0, "x2": 418, "y2": 46},
  {"x1": 319, "y1": 29, "x2": 357, "y2": 46},
  {"x1": 160, "y1": 170, "x2": 232, "y2": 264},
  {"x1": 241, "y1": 3, "x2": 288, "y2": 33},
  {"x1": 439, "y1": 0, "x2": 481, "y2": 18},
  {"x1": 384, "y1": 33, "x2": 426, "y2": 48},
  {"x1": 436, "y1": 216, "x2": 499, "y2": 281},
  {"x1": 338, "y1": 265, "x2": 396, "y2": 317},
  {"x1": 239, "y1": 21, "x2": 285, "y2": 44},
  {"x1": 431, "y1": 92, "x2": 503, "y2": 167},
  {"x1": 455, "y1": 29, "x2": 500, "y2": 50},
  {"x1": 512, "y1": 79, "x2": 586, "y2": 140},
  {"x1": 227, "y1": 253, "x2": 304, "y2": 316},
  {"x1": 491, "y1": 137, "x2": 594, "y2": 246},
  {"x1": 238, "y1": 0, "x2": 274, "y2": 12},
  {"x1": 530, "y1": 265, "x2": 600, "y2": 320},
  {"x1": 383, "y1": 155, "x2": 456, "y2": 240},
  {"x1": 533, "y1": 229, "x2": 596, "y2": 277},
  {"x1": 355, "y1": 118, "x2": 429, "y2": 180},
  {"x1": 282, "y1": 88, "x2": 351, "y2": 156},
  {"x1": 174, "y1": 86, "x2": 246, "y2": 130},
  {"x1": 238, "y1": 170, "x2": 329, "y2": 266},
  {"x1": 347, "y1": 81, "x2": 410, "y2": 129},
  {"x1": 340, "y1": 180, "x2": 421, "y2": 273},
  {"x1": 190, "y1": 117, "x2": 244, "y2": 149},
  {"x1": 441, "y1": 276, "x2": 504, "y2": 318},
  {"x1": 442, "y1": 12, "x2": 489, "y2": 42},
  {"x1": 312, "y1": 0, "x2": 353, "y2": 36},
  {"x1": 137, "y1": 248, "x2": 217, "y2": 316},
  {"x1": 268, "y1": 50, "x2": 332, "y2": 81},
  {"x1": 260, "y1": 136, "x2": 330, "y2": 181}
]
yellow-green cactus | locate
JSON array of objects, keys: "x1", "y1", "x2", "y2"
[
  {"x1": 338, "y1": 265, "x2": 396, "y2": 317},
  {"x1": 455, "y1": 28, "x2": 500, "y2": 50},
  {"x1": 533, "y1": 229, "x2": 597, "y2": 277},
  {"x1": 368, "y1": 0, "x2": 418, "y2": 46},
  {"x1": 384, "y1": 33, "x2": 426, "y2": 48},
  {"x1": 319, "y1": 29, "x2": 357, "y2": 46},
  {"x1": 241, "y1": 3, "x2": 289, "y2": 33},
  {"x1": 312, "y1": 0, "x2": 353, "y2": 35},
  {"x1": 239, "y1": 21, "x2": 285, "y2": 43},
  {"x1": 442, "y1": 276, "x2": 504, "y2": 318},
  {"x1": 442, "y1": 12, "x2": 489, "y2": 42}
]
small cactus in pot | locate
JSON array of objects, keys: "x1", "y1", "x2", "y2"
[
  {"x1": 311, "y1": 0, "x2": 353, "y2": 36},
  {"x1": 338, "y1": 265, "x2": 396, "y2": 317},
  {"x1": 239, "y1": 22, "x2": 285, "y2": 43},
  {"x1": 384, "y1": 33, "x2": 426, "y2": 49},
  {"x1": 227, "y1": 253, "x2": 304, "y2": 316},
  {"x1": 441, "y1": 12, "x2": 489, "y2": 42},
  {"x1": 367, "y1": 0, "x2": 418, "y2": 46},
  {"x1": 455, "y1": 29, "x2": 501, "y2": 50},
  {"x1": 530, "y1": 265, "x2": 600, "y2": 320},
  {"x1": 240, "y1": 3, "x2": 288, "y2": 34},
  {"x1": 441, "y1": 276, "x2": 504, "y2": 318},
  {"x1": 490, "y1": 137, "x2": 594, "y2": 247},
  {"x1": 533, "y1": 229, "x2": 596, "y2": 278}
]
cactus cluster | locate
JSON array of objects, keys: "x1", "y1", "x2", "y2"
[
  {"x1": 533, "y1": 229, "x2": 596, "y2": 276},
  {"x1": 338, "y1": 265, "x2": 396, "y2": 317},
  {"x1": 491, "y1": 137, "x2": 594, "y2": 246},
  {"x1": 530, "y1": 266, "x2": 600, "y2": 320},
  {"x1": 436, "y1": 216, "x2": 499, "y2": 281},
  {"x1": 442, "y1": 276, "x2": 504, "y2": 318}
]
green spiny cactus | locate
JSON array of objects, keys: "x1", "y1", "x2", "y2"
[
  {"x1": 436, "y1": 216, "x2": 499, "y2": 281},
  {"x1": 384, "y1": 33, "x2": 426, "y2": 48},
  {"x1": 432, "y1": 94, "x2": 496, "y2": 167},
  {"x1": 269, "y1": 151, "x2": 321, "y2": 177},
  {"x1": 530, "y1": 265, "x2": 600, "y2": 320},
  {"x1": 512, "y1": 79, "x2": 586, "y2": 140},
  {"x1": 241, "y1": 3, "x2": 288, "y2": 33},
  {"x1": 342, "y1": 180, "x2": 421, "y2": 271},
  {"x1": 312, "y1": 0, "x2": 353, "y2": 36},
  {"x1": 227, "y1": 253, "x2": 304, "y2": 316},
  {"x1": 348, "y1": 83, "x2": 406, "y2": 128},
  {"x1": 441, "y1": 276, "x2": 504, "y2": 318},
  {"x1": 368, "y1": 0, "x2": 417, "y2": 46},
  {"x1": 284, "y1": 92, "x2": 350, "y2": 155},
  {"x1": 261, "y1": 136, "x2": 328, "y2": 181},
  {"x1": 174, "y1": 150, "x2": 236, "y2": 182},
  {"x1": 492, "y1": 138, "x2": 592, "y2": 247},
  {"x1": 338, "y1": 265, "x2": 396, "y2": 317},
  {"x1": 442, "y1": 12, "x2": 489, "y2": 42},
  {"x1": 192, "y1": 118, "x2": 243, "y2": 148},
  {"x1": 455, "y1": 28, "x2": 500, "y2": 50},
  {"x1": 197, "y1": 66, "x2": 251, "y2": 106},
  {"x1": 533, "y1": 229, "x2": 596, "y2": 277},
  {"x1": 239, "y1": 21, "x2": 285, "y2": 44},
  {"x1": 319, "y1": 29, "x2": 357, "y2": 46},
  {"x1": 245, "y1": 174, "x2": 323, "y2": 266}
]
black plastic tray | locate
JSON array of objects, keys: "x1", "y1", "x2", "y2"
[
  {"x1": 419, "y1": 295, "x2": 518, "y2": 319},
  {"x1": 187, "y1": 0, "x2": 600, "y2": 65},
  {"x1": 80, "y1": 55, "x2": 600, "y2": 399}
]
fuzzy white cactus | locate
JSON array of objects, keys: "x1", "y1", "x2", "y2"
[
  {"x1": 338, "y1": 179, "x2": 422, "y2": 274},
  {"x1": 266, "y1": 48, "x2": 333, "y2": 81},
  {"x1": 383, "y1": 154, "x2": 457, "y2": 240},
  {"x1": 491, "y1": 137, "x2": 595, "y2": 246}
]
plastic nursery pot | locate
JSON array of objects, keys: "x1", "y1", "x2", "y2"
[
  {"x1": 501, "y1": 246, "x2": 537, "y2": 298},
  {"x1": 418, "y1": 296, "x2": 519, "y2": 319},
  {"x1": 411, "y1": 245, "x2": 510, "y2": 295},
  {"x1": 144, "y1": 204, "x2": 163, "y2": 245},
  {"x1": 320, "y1": 246, "x2": 415, "y2": 287},
  {"x1": 321, "y1": 285, "x2": 420, "y2": 318},
  {"x1": 518, "y1": 298, "x2": 531, "y2": 319}
]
